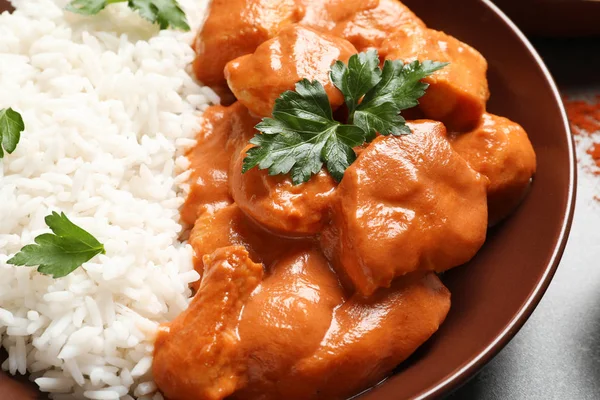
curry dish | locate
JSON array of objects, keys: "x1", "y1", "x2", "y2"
[{"x1": 152, "y1": 1, "x2": 537, "y2": 399}]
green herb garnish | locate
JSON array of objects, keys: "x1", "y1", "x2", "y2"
[
  {"x1": 7, "y1": 212, "x2": 106, "y2": 278},
  {"x1": 242, "y1": 79, "x2": 367, "y2": 183},
  {"x1": 0, "y1": 108, "x2": 24, "y2": 159},
  {"x1": 243, "y1": 50, "x2": 448, "y2": 184},
  {"x1": 66, "y1": 0, "x2": 190, "y2": 31}
]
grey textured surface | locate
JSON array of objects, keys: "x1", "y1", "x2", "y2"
[{"x1": 450, "y1": 38, "x2": 600, "y2": 400}]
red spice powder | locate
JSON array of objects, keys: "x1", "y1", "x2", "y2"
[
  {"x1": 563, "y1": 95, "x2": 600, "y2": 173},
  {"x1": 564, "y1": 94, "x2": 600, "y2": 136},
  {"x1": 587, "y1": 143, "x2": 600, "y2": 169}
]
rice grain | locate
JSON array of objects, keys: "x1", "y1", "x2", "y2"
[{"x1": 0, "y1": 0, "x2": 215, "y2": 398}]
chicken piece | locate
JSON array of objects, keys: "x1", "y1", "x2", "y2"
[
  {"x1": 298, "y1": 0, "x2": 379, "y2": 31},
  {"x1": 231, "y1": 247, "x2": 345, "y2": 399},
  {"x1": 189, "y1": 204, "x2": 303, "y2": 286},
  {"x1": 155, "y1": 245, "x2": 343, "y2": 400},
  {"x1": 229, "y1": 144, "x2": 337, "y2": 237},
  {"x1": 331, "y1": 0, "x2": 426, "y2": 51},
  {"x1": 155, "y1": 249, "x2": 448, "y2": 400},
  {"x1": 181, "y1": 103, "x2": 260, "y2": 226},
  {"x1": 273, "y1": 273, "x2": 450, "y2": 400},
  {"x1": 180, "y1": 105, "x2": 232, "y2": 226},
  {"x1": 193, "y1": 0, "x2": 302, "y2": 86},
  {"x1": 380, "y1": 26, "x2": 489, "y2": 132},
  {"x1": 321, "y1": 120, "x2": 488, "y2": 296},
  {"x1": 451, "y1": 113, "x2": 537, "y2": 225},
  {"x1": 225, "y1": 25, "x2": 357, "y2": 117},
  {"x1": 153, "y1": 246, "x2": 264, "y2": 400}
]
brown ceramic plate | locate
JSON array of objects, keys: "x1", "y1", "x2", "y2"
[{"x1": 0, "y1": 0, "x2": 575, "y2": 399}]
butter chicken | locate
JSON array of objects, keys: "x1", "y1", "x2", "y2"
[{"x1": 154, "y1": 1, "x2": 537, "y2": 399}]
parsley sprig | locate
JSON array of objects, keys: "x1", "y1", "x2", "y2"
[
  {"x1": 242, "y1": 80, "x2": 366, "y2": 183},
  {"x1": 243, "y1": 50, "x2": 448, "y2": 184},
  {"x1": 66, "y1": 0, "x2": 190, "y2": 31},
  {"x1": 7, "y1": 212, "x2": 106, "y2": 278},
  {"x1": 0, "y1": 108, "x2": 25, "y2": 159}
]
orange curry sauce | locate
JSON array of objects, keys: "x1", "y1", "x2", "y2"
[{"x1": 152, "y1": 1, "x2": 537, "y2": 399}]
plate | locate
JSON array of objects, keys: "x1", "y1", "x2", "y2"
[
  {"x1": 0, "y1": 0, "x2": 576, "y2": 399},
  {"x1": 358, "y1": 0, "x2": 576, "y2": 398}
]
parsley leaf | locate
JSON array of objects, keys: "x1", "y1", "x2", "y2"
[
  {"x1": 330, "y1": 49, "x2": 381, "y2": 115},
  {"x1": 242, "y1": 79, "x2": 366, "y2": 184},
  {"x1": 129, "y1": 0, "x2": 190, "y2": 31},
  {"x1": 353, "y1": 99, "x2": 409, "y2": 139},
  {"x1": 65, "y1": 0, "x2": 111, "y2": 15},
  {"x1": 66, "y1": 0, "x2": 190, "y2": 31},
  {"x1": 352, "y1": 59, "x2": 449, "y2": 138},
  {"x1": 0, "y1": 108, "x2": 25, "y2": 159},
  {"x1": 7, "y1": 212, "x2": 106, "y2": 279},
  {"x1": 369, "y1": 60, "x2": 449, "y2": 110},
  {"x1": 243, "y1": 51, "x2": 447, "y2": 184}
]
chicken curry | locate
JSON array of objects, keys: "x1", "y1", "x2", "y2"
[{"x1": 153, "y1": 1, "x2": 537, "y2": 399}]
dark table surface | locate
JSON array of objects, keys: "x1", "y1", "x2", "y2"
[{"x1": 450, "y1": 37, "x2": 600, "y2": 400}]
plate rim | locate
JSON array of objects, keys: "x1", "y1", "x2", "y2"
[{"x1": 416, "y1": 1, "x2": 577, "y2": 398}]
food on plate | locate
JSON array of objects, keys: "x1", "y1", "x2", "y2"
[
  {"x1": 380, "y1": 25, "x2": 490, "y2": 131},
  {"x1": 154, "y1": 248, "x2": 450, "y2": 400},
  {"x1": 330, "y1": 0, "x2": 425, "y2": 51},
  {"x1": 152, "y1": 0, "x2": 536, "y2": 398},
  {"x1": 193, "y1": 0, "x2": 302, "y2": 86},
  {"x1": 0, "y1": 0, "x2": 538, "y2": 399},
  {"x1": 450, "y1": 113, "x2": 537, "y2": 224},
  {"x1": 269, "y1": 272, "x2": 450, "y2": 400},
  {"x1": 241, "y1": 51, "x2": 447, "y2": 184},
  {"x1": 298, "y1": 0, "x2": 379, "y2": 31},
  {"x1": 192, "y1": 0, "x2": 429, "y2": 88},
  {"x1": 153, "y1": 246, "x2": 264, "y2": 400},
  {"x1": 0, "y1": 0, "x2": 209, "y2": 398},
  {"x1": 188, "y1": 204, "x2": 300, "y2": 283},
  {"x1": 153, "y1": 0, "x2": 537, "y2": 398},
  {"x1": 230, "y1": 146, "x2": 337, "y2": 236},
  {"x1": 220, "y1": 246, "x2": 344, "y2": 399},
  {"x1": 181, "y1": 102, "x2": 259, "y2": 226},
  {"x1": 0, "y1": 108, "x2": 24, "y2": 159},
  {"x1": 321, "y1": 121, "x2": 488, "y2": 296},
  {"x1": 66, "y1": 0, "x2": 191, "y2": 30},
  {"x1": 225, "y1": 25, "x2": 357, "y2": 117},
  {"x1": 7, "y1": 212, "x2": 106, "y2": 278}
]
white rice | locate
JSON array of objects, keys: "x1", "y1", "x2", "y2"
[{"x1": 0, "y1": 0, "x2": 214, "y2": 398}]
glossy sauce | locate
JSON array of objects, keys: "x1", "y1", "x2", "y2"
[
  {"x1": 331, "y1": 0, "x2": 425, "y2": 51},
  {"x1": 181, "y1": 103, "x2": 260, "y2": 227},
  {"x1": 156, "y1": 105, "x2": 465, "y2": 400},
  {"x1": 154, "y1": 1, "x2": 537, "y2": 399},
  {"x1": 225, "y1": 25, "x2": 357, "y2": 117},
  {"x1": 192, "y1": 0, "x2": 302, "y2": 87},
  {"x1": 380, "y1": 25, "x2": 490, "y2": 131},
  {"x1": 298, "y1": 0, "x2": 379, "y2": 31},
  {"x1": 153, "y1": 246, "x2": 264, "y2": 400},
  {"x1": 322, "y1": 121, "x2": 489, "y2": 296},
  {"x1": 230, "y1": 146, "x2": 337, "y2": 236},
  {"x1": 450, "y1": 113, "x2": 537, "y2": 225}
]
